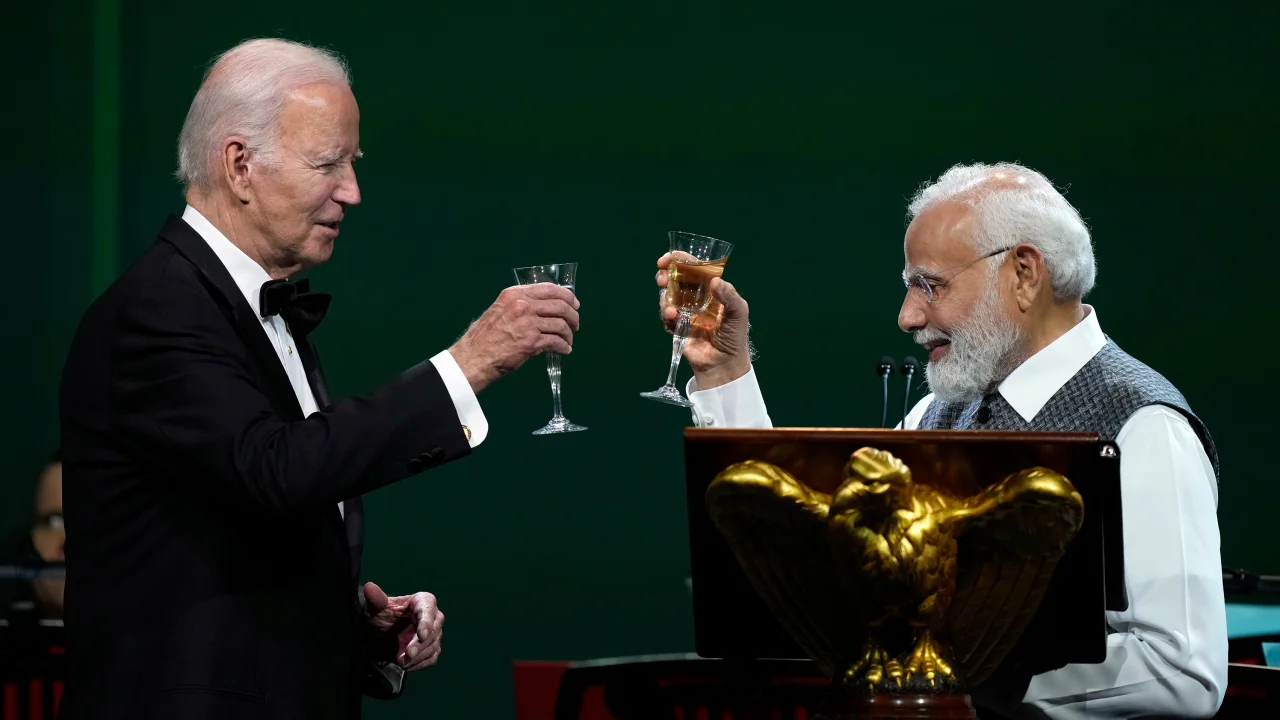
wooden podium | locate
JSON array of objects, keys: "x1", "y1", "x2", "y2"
[{"x1": 681, "y1": 428, "x2": 1125, "y2": 719}]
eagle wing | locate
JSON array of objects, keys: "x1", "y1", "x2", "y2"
[
  {"x1": 705, "y1": 460, "x2": 865, "y2": 678},
  {"x1": 942, "y1": 467, "x2": 1085, "y2": 686}
]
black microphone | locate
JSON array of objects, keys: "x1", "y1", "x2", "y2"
[
  {"x1": 876, "y1": 356, "x2": 896, "y2": 428},
  {"x1": 0, "y1": 561, "x2": 66, "y2": 581},
  {"x1": 1223, "y1": 567, "x2": 1280, "y2": 595},
  {"x1": 900, "y1": 356, "x2": 921, "y2": 428}
]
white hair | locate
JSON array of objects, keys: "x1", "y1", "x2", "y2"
[
  {"x1": 176, "y1": 38, "x2": 351, "y2": 191},
  {"x1": 907, "y1": 162, "x2": 1096, "y2": 301}
]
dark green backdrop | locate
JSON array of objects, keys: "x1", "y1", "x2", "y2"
[{"x1": 9, "y1": 2, "x2": 1279, "y2": 717}]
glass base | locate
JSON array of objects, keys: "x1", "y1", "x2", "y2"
[
  {"x1": 532, "y1": 417, "x2": 588, "y2": 435},
  {"x1": 640, "y1": 385, "x2": 693, "y2": 408}
]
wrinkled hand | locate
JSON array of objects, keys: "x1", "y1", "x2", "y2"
[
  {"x1": 655, "y1": 252, "x2": 752, "y2": 389},
  {"x1": 449, "y1": 283, "x2": 580, "y2": 392},
  {"x1": 363, "y1": 581, "x2": 443, "y2": 671}
]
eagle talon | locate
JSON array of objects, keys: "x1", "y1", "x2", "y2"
[
  {"x1": 843, "y1": 639, "x2": 899, "y2": 691},
  {"x1": 884, "y1": 658, "x2": 904, "y2": 687},
  {"x1": 902, "y1": 629, "x2": 955, "y2": 686}
]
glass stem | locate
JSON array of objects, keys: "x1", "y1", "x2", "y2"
[
  {"x1": 663, "y1": 313, "x2": 693, "y2": 388},
  {"x1": 546, "y1": 352, "x2": 565, "y2": 420}
]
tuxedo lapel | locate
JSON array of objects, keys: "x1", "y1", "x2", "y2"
[
  {"x1": 295, "y1": 336, "x2": 333, "y2": 410},
  {"x1": 157, "y1": 215, "x2": 305, "y2": 420},
  {"x1": 296, "y1": 335, "x2": 365, "y2": 582}
]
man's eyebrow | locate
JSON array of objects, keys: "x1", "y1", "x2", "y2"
[
  {"x1": 903, "y1": 266, "x2": 940, "y2": 282},
  {"x1": 315, "y1": 148, "x2": 363, "y2": 164}
]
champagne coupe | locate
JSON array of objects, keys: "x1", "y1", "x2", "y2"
[
  {"x1": 513, "y1": 263, "x2": 587, "y2": 435},
  {"x1": 639, "y1": 232, "x2": 734, "y2": 407}
]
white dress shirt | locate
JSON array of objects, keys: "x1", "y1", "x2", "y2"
[
  {"x1": 182, "y1": 205, "x2": 489, "y2": 518},
  {"x1": 687, "y1": 306, "x2": 1227, "y2": 719}
]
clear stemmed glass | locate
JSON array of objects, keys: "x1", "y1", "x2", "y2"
[
  {"x1": 513, "y1": 262, "x2": 587, "y2": 434},
  {"x1": 639, "y1": 232, "x2": 734, "y2": 407}
]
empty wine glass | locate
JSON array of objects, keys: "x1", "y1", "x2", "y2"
[
  {"x1": 513, "y1": 262, "x2": 587, "y2": 434},
  {"x1": 640, "y1": 232, "x2": 734, "y2": 407}
]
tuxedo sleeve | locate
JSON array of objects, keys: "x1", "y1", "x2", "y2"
[{"x1": 108, "y1": 266, "x2": 472, "y2": 513}]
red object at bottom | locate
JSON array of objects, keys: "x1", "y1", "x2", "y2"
[
  {"x1": 514, "y1": 655, "x2": 824, "y2": 720},
  {"x1": 1, "y1": 678, "x2": 60, "y2": 720},
  {"x1": 514, "y1": 661, "x2": 613, "y2": 720}
]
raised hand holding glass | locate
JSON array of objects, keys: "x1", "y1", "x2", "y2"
[
  {"x1": 640, "y1": 232, "x2": 734, "y2": 407},
  {"x1": 512, "y1": 263, "x2": 587, "y2": 434}
]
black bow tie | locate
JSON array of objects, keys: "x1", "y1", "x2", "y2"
[{"x1": 259, "y1": 278, "x2": 331, "y2": 337}]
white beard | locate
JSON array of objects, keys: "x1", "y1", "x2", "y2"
[{"x1": 916, "y1": 280, "x2": 1027, "y2": 403}]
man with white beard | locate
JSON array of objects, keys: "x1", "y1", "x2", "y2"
[{"x1": 653, "y1": 162, "x2": 1227, "y2": 719}]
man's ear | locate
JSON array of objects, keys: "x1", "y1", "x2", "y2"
[
  {"x1": 220, "y1": 136, "x2": 254, "y2": 204},
  {"x1": 1011, "y1": 243, "x2": 1048, "y2": 311}
]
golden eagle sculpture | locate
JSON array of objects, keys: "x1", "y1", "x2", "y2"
[{"x1": 705, "y1": 447, "x2": 1084, "y2": 697}]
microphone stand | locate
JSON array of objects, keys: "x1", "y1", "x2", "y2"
[
  {"x1": 1224, "y1": 567, "x2": 1280, "y2": 595},
  {"x1": 0, "y1": 563, "x2": 66, "y2": 582},
  {"x1": 900, "y1": 356, "x2": 920, "y2": 428},
  {"x1": 876, "y1": 357, "x2": 895, "y2": 428}
]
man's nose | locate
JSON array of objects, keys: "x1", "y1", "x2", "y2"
[
  {"x1": 335, "y1": 168, "x2": 361, "y2": 207},
  {"x1": 899, "y1": 291, "x2": 927, "y2": 333}
]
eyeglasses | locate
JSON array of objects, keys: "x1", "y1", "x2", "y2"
[{"x1": 902, "y1": 246, "x2": 1014, "y2": 304}]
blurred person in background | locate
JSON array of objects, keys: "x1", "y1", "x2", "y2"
[
  {"x1": 28, "y1": 451, "x2": 64, "y2": 617},
  {"x1": 1, "y1": 451, "x2": 65, "y2": 620}
]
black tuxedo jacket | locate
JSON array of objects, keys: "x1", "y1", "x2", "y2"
[{"x1": 57, "y1": 215, "x2": 471, "y2": 720}]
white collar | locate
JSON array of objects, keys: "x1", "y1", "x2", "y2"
[
  {"x1": 996, "y1": 305, "x2": 1107, "y2": 421},
  {"x1": 181, "y1": 204, "x2": 274, "y2": 317}
]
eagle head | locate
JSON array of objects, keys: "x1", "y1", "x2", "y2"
[{"x1": 831, "y1": 447, "x2": 914, "y2": 515}]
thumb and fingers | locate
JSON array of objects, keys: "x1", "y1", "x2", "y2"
[
  {"x1": 656, "y1": 255, "x2": 678, "y2": 323},
  {"x1": 403, "y1": 628, "x2": 442, "y2": 671},
  {"x1": 659, "y1": 292, "x2": 679, "y2": 325},
  {"x1": 404, "y1": 641, "x2": 441, "y2": 671},
  {"x1": 524, "y1": 285, "x2": 579, "y2": 355},
  {"x1": 403, "y1": 598, "x2": 444, "y2": 671},
  {"x1": 661, "y1": 277, "x2": 744, "y2": 335},
  {"x1": 530, "y1": 299, "x2": 580, "y2": 331},
  {"x1": 410, "y1": 594, "x2": 439, "y2": 648},
  {"x1": 521, "y1": 282, "x2": 580, "y2": 309},
  {"x1": 363, "y1": 582, "x2": 392, "y2": 614},
  {"x1": 711, "y1": 278, "x2": 746, "y2": 316}
]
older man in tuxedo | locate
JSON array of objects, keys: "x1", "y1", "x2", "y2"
[
  {"x1": 58, "y1": 38, "x2": 579, "y2": 720},
  {"x1": 653, "y1": 163, "x2": 1227, "y2": 718}
]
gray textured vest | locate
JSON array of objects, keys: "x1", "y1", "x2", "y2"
[{"x1": 918, "y1": 340, "x2": 1220, "y2": 482}]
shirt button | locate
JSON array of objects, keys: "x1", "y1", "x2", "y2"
[{"x1": 703, "y1": 415, "x2": 716, "y2": 427}]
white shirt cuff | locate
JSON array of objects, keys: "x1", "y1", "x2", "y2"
[
  {"x1": 685, "y1": 366, "x2": 773, "y2": 429},
  {"x1": 429, "y1": 349, "x2": 488, "y2": 447}
]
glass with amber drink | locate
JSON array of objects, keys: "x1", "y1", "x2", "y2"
[{"x1": 639, "y1": 231, "x2": 733, "y2": 407}]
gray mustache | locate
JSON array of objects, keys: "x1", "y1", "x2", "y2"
[{"x1": 913, "y1": 328, "x2": 950, "y2": 346}]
